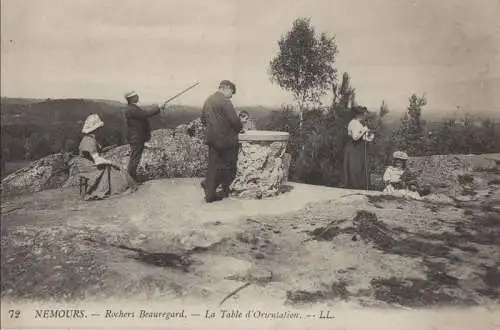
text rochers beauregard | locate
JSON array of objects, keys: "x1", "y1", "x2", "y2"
[{"x1": 105, "y1": 309, "x2": 186, "y2": 320}]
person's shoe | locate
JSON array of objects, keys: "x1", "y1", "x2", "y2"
[
  {"x1": 134, "y1": 176, "x2": 147, "y2": 184},
  {"x1": 221, "y1": 188, "x2": 230, "y2": 198},
  {"x1": 204, "y1": 195, "x2": 219, "y2": 203}
]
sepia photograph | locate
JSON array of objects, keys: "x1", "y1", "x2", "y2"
[{"x1": 1, "y1": 0, "x2": 500, "y2": 329}]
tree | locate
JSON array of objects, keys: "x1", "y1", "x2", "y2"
[
  {"x1": 364, "y1": 101, "x2": 391, "y2": 173},
  {"x1": 393, "y1": 93, "x2": 427, "y2": 156},
  {"x1": 434, "y1": 120, "x2": 457, "y2": 154},
  {"x1": 379, "y1": 100, "x2": 389, "y2": 119},
  {"x1": 269, "y1": 17, "x2": 338, "y2": 128},
  {"x1": 292, "y1": 72, "x2": 364, "y2": 187},
  {"x1": 332, "y1": 73, "x2": 356, "y2": 109}
]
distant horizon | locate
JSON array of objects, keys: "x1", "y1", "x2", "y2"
[{"x1": 2, "y1": 95, "x2": 500, "y2": 117}]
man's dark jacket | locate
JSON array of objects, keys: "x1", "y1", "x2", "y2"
[
  {"x1": 201, "y1": 91, "x2": 242, "y2": 149},
  {"x1": 124, "y1": 104, "x2": 160, "y2": 145}
]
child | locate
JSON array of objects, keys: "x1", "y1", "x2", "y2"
[
  {"x1": 238, "y1": 110, "x2": 256, "y2": 132},
  {"x1": 383, "y1": 151, "x2": 421, "y2": 199}
]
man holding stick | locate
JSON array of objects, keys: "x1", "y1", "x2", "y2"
[
  {"x1": 124, "y1": 91, "x2": 165, "y2": 183},
  {"x1": 200, "y1": 80, "x2": 243, "y2": 203}
]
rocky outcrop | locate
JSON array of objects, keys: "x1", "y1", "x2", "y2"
[
  {"x1": 1, "y1": 153, "x2": 71, "y2": 196},
  {"x1": 186, "y1": 118, "x2": 206, "y2": 141},
  {"x1": 368, "y1": 154, "x2": 500, "y2": 201},
  {"x1": 65, "y1": 128, "x2": 208, "y2": 185},
  {"x1": 3, "y1": 120, "x2": 209, "y2": 196},
  {"x1": 230, "y1": 132, "x2": 290, "y2": 199},
  {"x1": 407, "y1": 154, "x2": 500, "y2": 200}
]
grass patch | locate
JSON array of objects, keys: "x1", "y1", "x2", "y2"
[{"x1": 286, "y1": 280, "x2": 350, "y2": 305}]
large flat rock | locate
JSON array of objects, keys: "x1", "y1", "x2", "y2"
[
  {"x1": 2, "y1": 177, "x2": 499, "y2": 318},
  {"x1": 2, "y1": 179, "x2": 380, "y2": 254},
  {"x1": 66, "y1": 179, "x2": 379, "y2": 253}
]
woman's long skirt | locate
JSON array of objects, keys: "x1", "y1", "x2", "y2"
[
  {"x1": 74, "y1": 157, "x2": 136, "y2": 200},
  {"x1": 343, "y1": 139, "x2": 369, "y2": 189}
]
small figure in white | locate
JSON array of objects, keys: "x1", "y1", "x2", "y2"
[
  {"x1": 383, "y1": 151, "x2": 422, "y2": 200},
  {"x1": 238, "y1": 110, "x2": 256, "y2": 132}
]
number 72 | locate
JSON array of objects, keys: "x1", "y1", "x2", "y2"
[{"x1": 8, "y1": 309, "x2": 21, "y2": 319}]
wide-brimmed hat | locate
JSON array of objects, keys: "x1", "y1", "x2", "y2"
[
  {"x1": 124, "y1": 91, "x2": 138, "y2": 100},
  {"x1": 219, "y1": 80, "x2": 236, "y2": 94},
  {"x1": 82, "y1": 114, "x2": 104, "y2": 134},
  {"x1": 351, "y1": 106, "x2": 368, "y2": 116},
  {"x1": 393, "y1": 151, "x2": 409, "y2": 161}
]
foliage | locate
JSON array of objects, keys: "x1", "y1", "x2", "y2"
[
  {"x1": 427, "y1": 117, "x2": 499, "y2": 155},
  {"x1": 0, "y1": 99, "x2": 202, "y2": 164},
  {"x1": 392, "y1": 94, "x2": 427, "y2": 156},
  {"x1": 269, "y1": 17, "x2": 338, "y2": 126},
  {"x1": 261, "y1": 81, "x2": 500, "y2": 188},
  {"x1": 262, "y1": 72, "x2": 358, "y2": 186},
  {"x1": 366, "y1": 101, "x2": 392, "y2": 174},
  {"x1": 332, "y1": 73, "x2": 357, "y2": 109}
]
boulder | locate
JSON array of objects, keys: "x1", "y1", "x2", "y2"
[
  {"x1": 4, "y1": 126, "x2": 209, "y2": 195},
  {"x1": 407, "y1": 154, "x2": 499, "y2": 198},
  {"x1": 69, "y1": 129, "x2": 208, "y2": 182},
  {"x1": 1, "y1": 153, "x2": 71, "y2": 196}
]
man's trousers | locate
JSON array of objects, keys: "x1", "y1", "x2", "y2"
[
  {"x1": 203, "y1": 144, "x2": 239, "y2": 202},
  {"x1": 127, "y1": 142, "x2": 145, "y2": 182}
]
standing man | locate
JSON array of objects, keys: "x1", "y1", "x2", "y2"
[
  {"x1": 124, "y1": 91, "x2": 164, "y2": 183},
  {"x1": 200, "y1": 80, "x2": 243, "y2": 203}
]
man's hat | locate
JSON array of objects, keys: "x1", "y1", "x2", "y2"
[
  {"x1": 219, "y1": 80, "x2": 236, "y2": 94},
  {"x1": 124, "y1": 91, "x2": 138, "y2": 99}
]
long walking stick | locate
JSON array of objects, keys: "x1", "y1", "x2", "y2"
[
  {"x1": 163, "y1": 82, "x2": 200, "y2": 106},
  {"x1": 364, "y1": 140, "x2": 369, "y2": 190}
]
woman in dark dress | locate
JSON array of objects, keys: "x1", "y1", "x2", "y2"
[{"x1": 343, "y1": 106, "x2": 374, "y2": 189}]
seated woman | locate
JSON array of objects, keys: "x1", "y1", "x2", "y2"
[
  {"x1": 383, "y1": 151, "x2": 422, "y2": 200},
  {"x1": 75, "y1": 114, "x2": 137, "y2": 201}
]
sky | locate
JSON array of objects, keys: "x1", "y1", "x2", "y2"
[{"x1": 1, "y1": 0, "x2": 500, "y2": 114}]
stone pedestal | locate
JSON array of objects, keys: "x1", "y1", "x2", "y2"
[{"x1": 230, "y1": 131, "x2": 290, "y2": 199}]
